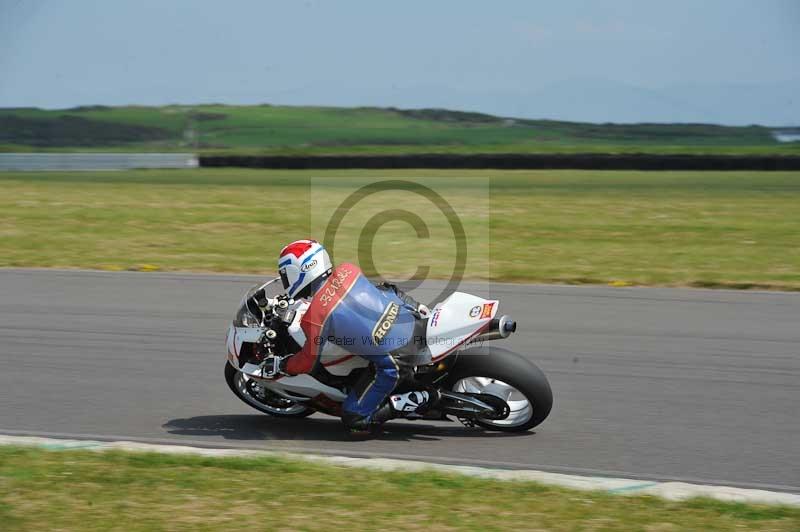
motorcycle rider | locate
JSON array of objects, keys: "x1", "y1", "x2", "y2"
[{"x1": 273, "y1": 239, "x2": 434, "y2": 435}]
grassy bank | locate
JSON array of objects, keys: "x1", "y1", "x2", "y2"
[
  {"x1": 1, "y1": 169, "x2": 799, "y2": 289},
  {"x1": 2, "y1": 104, "x2": 797, "y2": 155},
  {"x1": 0, "y1": 446, "x2": 797, "y2": 531}
]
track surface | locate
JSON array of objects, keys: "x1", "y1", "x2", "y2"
[{"x1": 1, "y1": 269, "x2": 798, "y2": 491}]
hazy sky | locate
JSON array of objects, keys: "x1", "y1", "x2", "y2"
[{"x1": 1, "y1": 0, "x2": 798, "y2": 124}]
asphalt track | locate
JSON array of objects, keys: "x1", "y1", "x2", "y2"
[{"x1": 1, "y1": 269, "x2": 798, "y2": 492}]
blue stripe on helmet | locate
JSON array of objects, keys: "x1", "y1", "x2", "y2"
[
  {"x1": 289, "y1": 272, "x2": 305, "y2": 295},
  {"x1": 301, "y1": 246, "x2": 324, "y2": 267}
]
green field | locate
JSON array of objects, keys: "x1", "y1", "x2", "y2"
[
  {"x1": 1, "y1": 169, "x2": 798, "y2": 290},
  {"x1": 2, "y1": 104, "x2": 798, "y2": 155},
  {"x1": 0, "y1": 446, "x2": 797, "y2": 531}
]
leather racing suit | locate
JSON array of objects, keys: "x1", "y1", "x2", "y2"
[{"x1": 282, "y1": 262, "x2": 424, "y2": 429}]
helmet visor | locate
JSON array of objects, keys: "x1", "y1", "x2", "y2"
[{"x1": 279, "y1": 268, "x2": 290, "y2": 291}]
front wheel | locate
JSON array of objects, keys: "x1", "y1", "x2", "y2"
[
  {"x1": 224, "y1": 362, "x2": 315, "y2": 418},
  {"x1": 444, "y1": 347, "x2": 553, "y2": 432}
]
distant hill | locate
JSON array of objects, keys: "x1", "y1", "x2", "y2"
[{"x1": 0, "y1": 104, "x2": 797, "y2": 155}]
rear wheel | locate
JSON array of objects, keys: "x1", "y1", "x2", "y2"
[
  {"x1": 224, "y1": 362, "x2": 314, "y2": 418},
  {"x1": 444, "y1": 347, "x2": 552, "y2": 432}
]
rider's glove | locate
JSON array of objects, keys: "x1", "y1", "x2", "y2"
[{"x1": 417, "y1": 304, "x2": 431, "y2": 318}]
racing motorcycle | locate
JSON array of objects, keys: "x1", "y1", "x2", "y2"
[{"x1": 224, "y1": 278, "x2": 552, "y2": 432}]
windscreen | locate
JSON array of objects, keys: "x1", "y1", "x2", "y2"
[{"x1": 233, "y1": 277, "x2": 283, "y2": 327}]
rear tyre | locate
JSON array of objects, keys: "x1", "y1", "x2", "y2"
[
  {"x1": 444, "y1": 347, "x2": 552, "y2": 432},
  {"x1": 225, "y1": 362, "x2": 315, "y2": 418}
]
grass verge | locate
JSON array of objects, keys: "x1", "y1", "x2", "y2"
[
  {"x1": 0, "y1": 446, "x2": 798, "y2": 531},
  {"x1": 1, "y1": 169, "x2": 798, "y2": 289}
]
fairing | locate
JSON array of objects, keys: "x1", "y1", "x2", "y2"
[{"x1": 426, "y1": 292, "x2": 498, "y2": 360}]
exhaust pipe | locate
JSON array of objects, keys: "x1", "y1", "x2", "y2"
[{"x1": 470, "y1": 315, "x2": 517, "y2": 343}]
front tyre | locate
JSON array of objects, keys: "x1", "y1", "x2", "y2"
[
  {"x1": 224, "y1": 362, "x2": 314, "y2": 418},
  {"x1": 444, "y1": 347, "x2": 553, "y2": 432}
]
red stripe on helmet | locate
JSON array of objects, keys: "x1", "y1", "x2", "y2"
[{"x1": 280, "y1": 240, "x2": 316, "y2": 258}]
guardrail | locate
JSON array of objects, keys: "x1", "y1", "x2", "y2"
[
  {"x1": 0, "y1": 153, "x2": 199, "y2": 171},
  {"x1": 199, "y1": 153, "x2": 800, "y2": 170}
]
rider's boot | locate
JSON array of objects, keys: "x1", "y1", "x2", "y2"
[
  {"x1": 374, "y1": 389, "x2": 440, "y2": 423},
  {"x1": 342, "y1": 390, "x2": 440, "y2": 439},
  {"x1": 388, "y1": 390, "x2": 438, "y2": 415},
  {"x1": 342, "y1": 389, "x2": 441, "y2": 439}
]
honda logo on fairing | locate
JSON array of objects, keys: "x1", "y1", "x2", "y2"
[
  {"x1": 372, "y1": 302, "x2": 400, "y2": 344},
  {"x1": 301, "y1": 259, "x2": 318, "y2": 272}
]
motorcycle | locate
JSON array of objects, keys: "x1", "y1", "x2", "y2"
[{"x1": 224, "y1": 277, "x2": 552, "y2": 432}]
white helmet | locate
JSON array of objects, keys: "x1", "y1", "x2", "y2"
[{"x1": 278, "y1": 239, "x2": 333, "y2": 299}]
